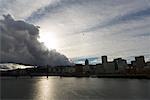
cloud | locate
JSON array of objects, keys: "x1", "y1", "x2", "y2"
[
  {"x1": 24, "y1": 0, "x2": 150, "y2": 42},
  {"x1": 0, "y1": 0, "x2": 51, "y2": 19},
  {"x1": 0, "y1": 14, "x2": 71, "y2": 66},
  {"x1": 25, "y1": 0, "x2": 64, "y2": 22},
  {"x1": 136, "y1": 33, "x2": 150, "y2": 37},
  {"x1": 100, "y1": 7, "x2": 150, "y2": 29},
  {"x1": 75, "y1": 7, "x2": 150, "y2": 34},
  {"x1": 72, "y1": 57, "x2": 100, "y2": 65},
  {"x1": 1, "y1": 0, "x2": 149, "y2": 62},
  {"x1": 0, "y1": 63, "x2": 33, "y2": 70},
  {"x1": 25, "y1": 0, "x2": 87, "y2": 23}
]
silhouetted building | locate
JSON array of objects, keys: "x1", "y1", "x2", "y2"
[
  {"x1": 75, "y1": 64, "x2": 83, "y2": 75},
  {"x1": 61, "y1": 66, "x2": 75, "y2": 74},
  {"x1": 135, "y1": 56, "x2": 145, "y2": 68},
  {"x1": 85, "y1": 59, "x2": 89, "y2": 65},
  {"x1": 89, "y1": 65, "x2": 97, "y2": 74},
  {"x1": 146, "y1": 61, "x2": 150, "y2": 67},
  {"x1": 83, "y1": 59, "x2": 90, "y2": 74},
  {"x1": 104, "y1": 62, "x2": 115, "y2": 73},
  {"x1": 102, "y1": 56, "x2": 115, "y2": 73},
  {"x1": 102, "y1": 56, "x2": 107, "y2": 64},
  {"x1": 114, "y1": 58, "x2": 128, "y2": 72},
  {"x1": 131, "y1": 61, "x2": 136, "y2": 68},
  {"x1": 96, "y1": 64, "x2": 105, "y2": 74}
]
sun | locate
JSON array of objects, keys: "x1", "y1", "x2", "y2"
[{"x1": 38, "y1": 30, "x2": 58, "y2": 50}]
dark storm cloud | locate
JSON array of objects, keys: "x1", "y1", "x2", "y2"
[{"x1": 0, "y1": 14, "x2": 71, "y2": 66}]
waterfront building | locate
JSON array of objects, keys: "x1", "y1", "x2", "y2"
[
  {"x1": 89, "y1": 65, "x2": 97, "y2": 75},
  {"x1": 83, "y1": 59, "x2": 90, "y2": 74},
  {"x1": 102, "y1": 56, "x2": 107, "y2": 64},
  {"x1": 75, "y1": 64, "x2": 83, "y2": 75},
  {"x1": 104, "y1": 62, "x2": 116, "y2": 73},
  {"x1": 135, "y1": 56, "x2": 145, "y2": 68},
  {"x1": 102, "y1": 56, "x2": 115, "y2": 73},
  {"x1": 85, "y1": 59, "x2": 89, "y2": 65},
  {"x1": 143, "y1": 61, "x2": 150, "y2": 74},
  {"x1": 96, "y1": 64, "x2": 105, "y2": 74},
  {"x1": 146, "y1": 61, "x2": 150, "y2": 68},
  {"x1": 131, "y1": 61, "x2": 136, "y2": 68},
  {"x1": 114, "y1": 58, "x2": 128, "y2": 73},
  {"x1": 63, "y1": 66, "x2": 75, "y2": 74}
]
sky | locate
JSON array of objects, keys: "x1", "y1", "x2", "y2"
[{"x1": 0, "y1": 0, "x2": 150, "y2": 64}]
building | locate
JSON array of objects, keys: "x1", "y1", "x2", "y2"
[
  {"x1": 104, "y1": 62, "x2": 115, "y2": 73},
  {"x1": 83, "y1": 59, "x2": 90, "y2": 74},
  {"x1": 75, "y1": 64, "x2": 83, "y2": 75},
  {"x1": 95, "y1": 64, "x2": 105, "y2": 74},
  {"x1": 135, "y1": 56, "x2": 145, "y2": 68},
  {"x1": 102, "y1": 56, "x2": 115, "y2": 73},
  {"x1": 102, "y1": 56, "x2": 107, "y2": 64},
  {"x1": 89, "y1": 65, "x2": 97, "y2": 75},
  {"x1": 85, "y1": 59, "x2": 89, "y2": 65},
  {"x1": 131, "y1": 61, "x2": 136, "y2": 68},
  {"x1": 63, "y1": 66, "x2": 75, "y2": 74},
  {"x1": 114, "y1": 58, "x2": 128, "y2": 72},
  {"x1": 146, "y1": 61, "x2": 150, "y2": 68},
  {"x1": 144, "y1": 61, "x2": 150, "y2": 74}
]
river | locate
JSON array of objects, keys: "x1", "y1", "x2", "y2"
[{"x1": 1, "y1": 77, "x2": 150, "y2": 100}]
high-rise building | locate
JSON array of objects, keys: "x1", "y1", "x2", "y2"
[
  {"x1": 135, "y1": 56, "x2": 145, "y2": 68},
  {"x1": 114, "y1": 58, "x2": 128, "y2": 72},
  {"x1": 85, "y1": 59, "x2": 89, "y2": 65},
  {"x1": 83, "y1": 59, "x2": 90, "y2": 74},
  {"x1": 102, "y1": 56, "x2": 107, "y2": 64},
  {"x1": 131, "y1": 61, "x2": 136, "y2": 68},
  {"x1": 102, "y1": 56, "x2": 115, "y2": 73}
]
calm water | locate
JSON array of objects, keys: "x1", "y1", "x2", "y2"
[{"x1": 1, "y1": 77, "x2": 150, "y2": 100}]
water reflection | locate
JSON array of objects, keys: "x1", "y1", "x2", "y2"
[
  {"x1": 34, "y1": 78, "x2": 50, "y2": 100},
  {"x1": 1, "y1": 77, "x2": 150, "y2": 100},
  {"x1": 33, "y1": 77, "x2": 59, "y2": 100}
]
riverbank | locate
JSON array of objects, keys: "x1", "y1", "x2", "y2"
[{"x1": 1, "y1": 74, "x2": 150, "y2": 79}]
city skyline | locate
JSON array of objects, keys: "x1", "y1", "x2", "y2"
[
  {"x1": 0, "y1": 55, "x2": 149, "y2": 70},
  {"x1": 1, "y1": 54, "x2": 150, "y2": 79}
]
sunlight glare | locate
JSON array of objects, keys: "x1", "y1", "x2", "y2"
[{"x1": 38, "y1": 30, "x2": 58, "y2": 50}]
